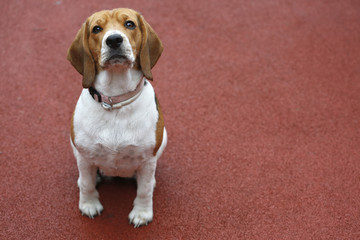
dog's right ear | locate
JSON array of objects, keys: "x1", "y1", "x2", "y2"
[
  {"x1": 67, "y1": 19, "x2": 96, "y2": 88},
  {"x1": 137, "y1": 14, "x2": 163, "y2": 81}
]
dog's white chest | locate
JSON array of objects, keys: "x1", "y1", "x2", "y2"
[{"x1": 73, "y1": 85, "x2": 158, "y2": 177}]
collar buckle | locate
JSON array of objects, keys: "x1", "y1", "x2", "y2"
[
  {"x1": 102, "y1": 97, "x2": 113, "y2": 111},
  {"x1": 101, "y1": 102, "x2": 112, "y2": 111}
]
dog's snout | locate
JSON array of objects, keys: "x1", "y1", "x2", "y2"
[{"x1": 106, "y1": 34, "x2": 123, "y2": 49}]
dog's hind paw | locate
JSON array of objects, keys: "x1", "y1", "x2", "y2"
[{"x1": 128, "y1": 208, "x2": 153, "y2": 228}]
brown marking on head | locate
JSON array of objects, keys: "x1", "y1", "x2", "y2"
[{"x1": 67, "y1": 8, "x2": 163, "y2": 88}]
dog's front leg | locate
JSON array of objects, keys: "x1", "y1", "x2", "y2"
[
  {"x1": 76, "y1": 154, "x2": 103, "y2": 218},
  {"x1": 129, "y1": 159, "x2": 157, "y2": 227}
]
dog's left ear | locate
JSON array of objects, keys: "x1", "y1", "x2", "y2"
[
  {"x1": 67, "y1": 19, "x2": 96, "y2": 88},
  {"x1": 138, "y1": 14, "x2": 163, "y2": 81}
]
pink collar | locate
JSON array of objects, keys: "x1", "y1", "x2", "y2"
[{"x1": 88, "y1": 77, "x2": 145, "y2": 111}]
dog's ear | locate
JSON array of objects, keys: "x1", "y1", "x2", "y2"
[
  {"x1": 138, "y1": 14, "x2": 163, "y2": 81},
  {"x1": 67, "y1": 19, "x2": 96, "y2": 88}
]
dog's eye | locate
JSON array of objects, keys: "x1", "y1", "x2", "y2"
[
  {"x1": 124, "y1": 20, "x2": 136, "y2": 30},
  {"x1": 92, "y1": 26, "x2": 103, "y2": 34}
]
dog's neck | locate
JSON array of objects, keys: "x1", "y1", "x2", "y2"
[{"x1": 94, "y1": 68, "x2": 143, "y2": 97}]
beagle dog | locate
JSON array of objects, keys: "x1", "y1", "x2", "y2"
[{"x1": 67, "y1": 8, "x2": 167, "y2": 227}]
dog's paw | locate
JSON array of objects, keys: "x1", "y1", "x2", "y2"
[
  {"x1": 79, "y1": 199, "x2": 103, "y2": 218},
  {"x1": 128, "y1": 208, "x2": 153, "y2": 228}
]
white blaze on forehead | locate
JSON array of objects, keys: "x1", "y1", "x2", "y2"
[{"x1": 100, "y1": 30, "x2": 135, "y2": 66}]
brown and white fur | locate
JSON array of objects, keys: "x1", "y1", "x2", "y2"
[{"x1": 67, "y1": 8, "x2": 166, "y2": 227}]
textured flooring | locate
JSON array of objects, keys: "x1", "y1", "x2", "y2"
[{"x1": 1, "y1": 0, "x2": 360, "y2": 239}]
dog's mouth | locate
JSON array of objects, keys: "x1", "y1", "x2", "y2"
[
  {"x1": 103, "y1": 54, "x2": 132, "y2": 68},
  {"x1": 109, "y1": 54, "x2": 127, "y2": 61},
  {"x1": 107, "y1": 54, "x2": 128, "y2": 64}
]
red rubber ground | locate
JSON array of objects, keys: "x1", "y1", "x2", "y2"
[{"x1": 1, "y1": 0, "x2": 360, "y2": 239}]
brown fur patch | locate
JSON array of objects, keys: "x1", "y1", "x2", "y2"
[
  {"x1": 153, "y1": 97, "x2": 164, "y2": 156},
  {"x1": 70, "y1": 110, "x2": 76, "y2": 145}
]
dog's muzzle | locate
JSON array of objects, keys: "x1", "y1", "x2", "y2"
[{"x1": 100, "y1": 30, "x2": 135, "y2": 68}]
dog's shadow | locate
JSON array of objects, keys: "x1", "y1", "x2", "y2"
[{"x1": 95, "y1": 174, "x2": 137, "y2": 219}]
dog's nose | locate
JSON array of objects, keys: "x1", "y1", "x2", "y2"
[{"x1": 106, "y1": 34, "x2": 123, "y2": 49}]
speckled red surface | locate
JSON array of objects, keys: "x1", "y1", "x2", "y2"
[{"x1": 1, "y1": 0, "x2": 360, "y2": 239}]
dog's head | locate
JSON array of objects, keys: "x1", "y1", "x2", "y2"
[{"x1": 67, "y1": 8, "x2": 163, "y2": 88}]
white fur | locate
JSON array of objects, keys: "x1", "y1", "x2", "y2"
[{"x1": 71, "y1": 31, "x2": 167, "y2": 227}]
